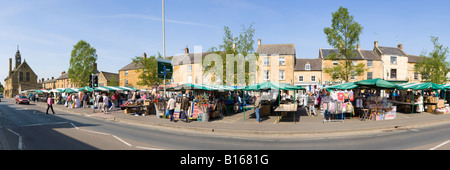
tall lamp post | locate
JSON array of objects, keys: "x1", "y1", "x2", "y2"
[{"x1": 162, "y1": 0, "x2": 166, "y2": 98}]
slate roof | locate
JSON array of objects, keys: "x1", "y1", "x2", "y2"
[
  {"x1": 320, "y1": 49, "x2": 364, "y2": 60},
  {"x1": 171, "y1": 52, "x2": 211, "y2": 66},
  {"x1": 295, "y1": 59, "x2": 322, "y2": 71},
  {"x1": 256, "y1": 44, "x2": 295, "y2": 55},
  {"x1": 408, "y1": 55, "x2": 425, "y2": 63},
  {"x1": 119, "y1": 62, "x2": 143, "y2": 71},
  {"x1": 359, "y1": 50, "x2": 381, "y2": 61},
  {"x1": 100, "y1": 71, "x2": 119, "y2": 81},
  {"x1": 377, "y1": 46, "x2": 407, "y2": 56}
]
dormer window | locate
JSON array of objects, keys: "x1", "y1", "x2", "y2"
[{"x1": 305, "y1": 64, "x2": 311, "y2": 70}]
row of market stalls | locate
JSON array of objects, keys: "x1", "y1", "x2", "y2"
[
  {"x1": 326, "y1": 78, "x2": 450, "y2": 121},
  {"x1": 22, "y1": 86, "x2": 139, "y2": 94},
  {"x1": 164, "y1": 81, "x2": 304, "y2": 122}
]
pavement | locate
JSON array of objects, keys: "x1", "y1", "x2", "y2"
[{"x1": 7, "y1": 98, "x2": 450, "y2": 138}]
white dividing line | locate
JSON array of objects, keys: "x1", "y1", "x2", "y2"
[
  {"x1": 78, "y1": 129, "x2": 111, "y2": 136},
  {"x1": 135, "y1": 146, "x2": 163, "y2": 150},
  {"x1": 112, "y1": 135, "x2": 132, "y2": 147},
  {"x1": 7, "y1": 129, "x2": 23, "y2": 150},
  {"x1": 70, "y1": 123, "x2": 79, "y2": 129},
  {"x1": 429, "y1": 140, "x2": 450, "y2": 150}
]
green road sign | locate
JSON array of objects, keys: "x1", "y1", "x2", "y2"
[{"x1": 157, "y1": 58, "x2": 173, "y2": 79}]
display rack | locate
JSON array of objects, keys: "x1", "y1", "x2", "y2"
[{"x1": 323, "y1": 100, "x2": 345, "y2": 123}]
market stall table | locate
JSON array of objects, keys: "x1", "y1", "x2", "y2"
[{"x1": 274, "y1": 104, "x2": 298, "y2": 124}]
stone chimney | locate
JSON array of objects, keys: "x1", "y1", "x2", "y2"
[
  {"x1": 52, "y1": 77, "x2": 54, "y2": 80},
  {"x1": 9, "y1": 58, "x2": 12, "y2": 77},
  {"x1": 143, "y1": 52, "x2": 147, "y2": 59},
  {"x1": 232, "y1": 43, "x2": 236, "y2": 51},
  {"x1": 185, "y1": 47, "x2": 189, "y2": 54},
  {"x1": 397, "y1": 44, "x2": 403, "y2": 50},
  {"x1": 258, "y1": 39, "x2": 261, "y2": 46},
  {"x1": 374, "y1": 41, "x2": 379, "y2": 48},
  {"x1": 41, "y1": 78, "x2": 44, "y2": 82},
  {"x1": 61, "y1": 71, "x2": 66, "y2": 75},
  {"x1": 357, "y1": 44, "x2": 361, "y2": 51}
]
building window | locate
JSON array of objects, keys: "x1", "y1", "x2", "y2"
[
  {"x1": 26, "y1": 72, "x2": 30, "y2": 82},
  {"x1": 187, "y1": 65, "x2": 192, "y2": 72},
  {"x1": 311, "y1": 76, "x2": 316, "y2": 82},
  {"x1": 367, "y1": 60, "x2": 373, "y2": 67},
  {"x1": 264, "y1": 70, "x2": 270, "y2": 80},
  {"x1": 351, "y1": 71, "x2": 357, "y2": 80},
  {"x1": 332, "y1": 61, "x2": 339, "y2": 66},
  {"x1": 305, "y1": 64, "x2": 311, "y2": 70},
  {"x1": 352, "y1": 61, "x2": 357, "y2": 66},
  {"x1": 125, "y1": 70, "x2": 128, "y2": 76},
  {"x1": 279, "y1": 57, "x2": 285, "y2": 66},
  {"x1": 19, "y1": 72, "x2": 23, "y2": 81},
  {"x1": 390, "y1": 56, "x2": 397, "y2": 64},
  {"x1": 390, "y1": 69, "x2": 397, "y2": 79},
  {"x1": 414, "y1": 73, "x2": 419, "y2": 80},
  {"x1": 187, "y1": 76, "x2": 192, "y2": 83},
  {"x1": 279, "y1": 70, "x2": 285, "y2": 80},
  {"x1": 367, "y1": 72, "x2": 373, "y2": 80},
  {"x1": 264, "y1": 57, "x2": 270, "y2": 66},
  {"x1": 125, "y1": 79, "x2": 128, "y2": 86},
  {"x1": 299, "y1": 76, "x2": 304, "y2": 82}
]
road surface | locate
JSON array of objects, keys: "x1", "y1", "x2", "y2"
[{"x1": 1, "y1": 99, "x2": 450, "y2": 150}]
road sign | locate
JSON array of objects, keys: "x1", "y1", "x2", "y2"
[{"x1": 157, "y1": 58, "x2": 173, "y2": 79}]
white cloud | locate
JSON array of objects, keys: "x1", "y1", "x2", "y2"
[{"x1": 95, "y1": 14, "x2": 219, "y2": 29}]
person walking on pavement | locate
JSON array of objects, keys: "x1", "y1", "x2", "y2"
[
  {"x1": 103, "y1": 93, "x2": 109, "y2": 114},
  {"x1": 180, "y1": 94, "x2": 190, "y2": 123},
  {"x1": 167, "y1": 95, "x2": 176, "y2": 122},
  {"x1": 46, "y1": 94, "x2": 55, "y2": 114},
  {"x1": 254, "y1": 93, "x2": 262, "y2": 123}
]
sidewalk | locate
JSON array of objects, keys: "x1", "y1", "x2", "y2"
[{"x1": 28, "y1": 99, "x2": 450, "y2": 138}]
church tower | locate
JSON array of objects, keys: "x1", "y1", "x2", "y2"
[{"x1": 15, "y1": 45, "x2": 21, "y2": 68}]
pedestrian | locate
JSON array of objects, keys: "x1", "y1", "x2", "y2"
[
  {"x1": 46, "y1": 94, "x2": 55, "y2": 114},
  {"x1": 180, "y1": 94, "x2": 190, "y2": 122},
  {"x1": 307, "y1": 92, "x2": 316, "y2": 117},
  {"x1": 82, "y1": 92, "x2": 89, "y2": 108},
  {"x1": 167, "y1": 95, "x2": 176, "y2": 122},
  {"x1": 254, "y1": 93, "x2": 262, "y2": 123},
  {"x1": 109, "y1": 92, "x2": 118, "y2": 111},
  {"x1": 98, "y1": 93, "x2": 104, "y2": 112},
  {"x1": 103, "y1": 93, "x2": 109, "y2": 114}
]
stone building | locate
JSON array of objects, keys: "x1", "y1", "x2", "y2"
[{"x1": 3, "y1": 48, "x2": 40, "y2": 98}]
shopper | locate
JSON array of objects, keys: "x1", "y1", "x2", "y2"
[
  {"x1": 46, "y1": 94, "x2": 55, "y2": 114},
  {"x1": 83, "y1": 92, "x2": 89, "y2": 108},
  {"x1": 167, "y1": 95, "x2": 176, "y2": 122},
  {"x1": 180, "y1": 94, "x2": 190, "y2": 122},
  {"x1": 254, "y1": 93, "x2": 262, "y2": 123},
  {"x1": 103, "y1": 93, "x2": 109, "y2": 114},
  {"x1": 307, "y1": 92, "x2": 316, "y2": 117}
]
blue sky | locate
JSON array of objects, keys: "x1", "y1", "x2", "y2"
[{"x1": 1, "y1": 0, "x2": 449, "y2": 84}]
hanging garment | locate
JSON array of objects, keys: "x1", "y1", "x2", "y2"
[
  {"x1": 349, "y1": 90, "x2": 354, "y2": 101},
  {"x1": 337, "y1": 91, "x2": 344, "y2": 102}
]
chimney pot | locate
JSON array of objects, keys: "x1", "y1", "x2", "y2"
[
  {"x1": 357, "y1": 44, "x2": 361, "y2": 51},
  {"x1": 62, "y1": 71, "x2": 66, "y2": 75},
  {"x1": 258, "y1": 39, "x2": 261, "y2": 46},
  {"x1": 397, "y1": 44, "x2": 403, "y2": 50},
  {"x1": 185, "y1": 47, "x2": 189, "y2": 54},
  {"x1": 374, "y1": 41, "x2": 379, "y2": 48},
  {"x1": 143, "y1": 52, "x2": 147, "y2": 59},
  {"x1": 232, "y1": 43, "x2": 236, "y2": 51}
]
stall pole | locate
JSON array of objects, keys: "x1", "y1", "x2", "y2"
[
  {"x1": 412, "y1": 90, "x2": 415, "y2": 114},
  {"x1": 243, "y1": 90, "x2": 246, "y2": 121}
]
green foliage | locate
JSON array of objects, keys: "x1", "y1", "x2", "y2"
[
  {"x1": 132, "y1": 53, "x2": 162, "y2": 87},
  {"x1": 68, "y1": 40, "x2": 98, "y2": 87},
  {"x1": 323, "y1": 7, "x2": 366, "y2": 82},
  {"x1": 414, "y1": 36, "x2": 450, "y2": 84},
  {"x1": 208, "y1": 24, "x2": 258, "y2": 85}
]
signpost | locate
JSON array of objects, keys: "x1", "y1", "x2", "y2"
[{"x1": 157, "y1": 58, "x2": 173, "y2": 98}]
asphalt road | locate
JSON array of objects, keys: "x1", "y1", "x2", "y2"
[{"x1": 1, "y1": 99, "x2": 450, "y2": 150}]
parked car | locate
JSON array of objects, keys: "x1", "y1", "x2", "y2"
[{"x1": 16, "y1": 95, "x2": 30, "y2": 105}]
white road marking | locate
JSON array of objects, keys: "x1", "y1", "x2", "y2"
[
  {"x1": 135, "y1": 146, "x2": 163, "y2": 150},
  {"x1": 429, "y1": 139, "x2": 450, "y2": 150},
  {"x1": 70, "y1": 123, "x2": 79, "y2": 129},
  {"x1": 7, "y1": 128, "x2": 23, "y2": 150},
  {"x1": 112, "y1": 135, "x2": 132, "y2": 147},
  {"x1": 79, "y1": 129, "x2": 111, "y2": 136}
]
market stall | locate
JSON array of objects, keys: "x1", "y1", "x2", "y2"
[
  {"x1": 238, "y1": 81, "x2": 304, "y2": 123},
  {"x1": 396, "y1": 82, "x2": 444, "y2": 114}
]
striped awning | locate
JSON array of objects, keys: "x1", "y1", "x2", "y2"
[{"x1": 396, "y1": 82, "x2": 444, "y2": 90}]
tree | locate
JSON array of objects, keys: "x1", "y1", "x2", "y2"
[
  {"x1": 323, "y1": 7, "x2": 366, "y2": 82},
  {"x1": 414, "y1": 36, "x2": 450, "y2": 84},
  {"x1": 132, "y1": 53, "x2": 162, "y2": 87},
  {"x1": 68, "y1": 40, "x2": 98, "y2": 87},
  {"x1": 207, "y1": 24, "x2": 258, "y2": 86}
]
